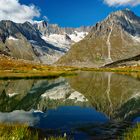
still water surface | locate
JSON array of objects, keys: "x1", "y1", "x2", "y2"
[{"x1": 0, "y1": 72, "x2": 140, "y2": 139}]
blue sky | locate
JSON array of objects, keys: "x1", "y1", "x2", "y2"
[{"x1": 1, "y1": 0, "x2": 140, "y2": 27}]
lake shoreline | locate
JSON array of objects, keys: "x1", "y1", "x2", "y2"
[
  {"x1": 0, "y1": 66, "x2": 140, "y2": 79},
  {"x1": 1, "y1": 55, "x2": 140, "y2": 79}
]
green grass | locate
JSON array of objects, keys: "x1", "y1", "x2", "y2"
[
  {"x1": 123, "y1": 124, "x2": 140, "y2": 140},
  {"x1": 0, "y1": 123, "x2": 68, "y2": 140},
  {"x1": 0, "y1": 123, "x2": 38, "y2": 140}
]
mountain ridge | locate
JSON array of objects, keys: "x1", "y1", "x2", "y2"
[
  {"x1": 0, "y1": 20, "x2": 92, "y2": 64},
  {"x1": 57, "y1": 9, "x2": 140, "y2": 67}
]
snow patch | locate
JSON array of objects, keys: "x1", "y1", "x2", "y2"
[
  {"x1": 42, "y1": 34, "x2": 71, "y2": 51},
  {"x1": 41, "y1": 31, "x2": 88, "y2": 51},
  {"x1": 8, "y1": 36, "x2": 18, "y2": 41},
  {"x1": 69, "y1": 31, "x2": 88, "y2": 42}
]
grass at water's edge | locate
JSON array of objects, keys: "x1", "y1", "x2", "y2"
[
  {"x1": 2, "y1": 65, "x2": 140, "y2": 79},
  {"x1": 1, "y1": 55, "x2": 140, "y2": 79},
  {"x1": 0, "y1": 123, "x2": 67, "y2": 140},
  {"x1": 0, "y1": 71, "x2": 76, "y2": 80},
  {"x1": 79, "y1": 66, "x2": 140, "y2": 73},
  {"x1": 123, "y1": 124, "x2": 140, "y2": 140}
]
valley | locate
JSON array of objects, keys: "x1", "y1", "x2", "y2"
[{"x1": 0, "y1": 6, "x2": 140, "y2": 140}]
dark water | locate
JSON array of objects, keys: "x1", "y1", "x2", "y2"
[{"x1": 0, "y1": 72, "x2": 140, "y2": 139}]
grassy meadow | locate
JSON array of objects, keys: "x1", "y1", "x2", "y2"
[
  {"x1": 0, "y1": 56, "x2": 77, "y2": 79},
  {"x1": 1, "y1": 55, "x2": 140, "y2": 79}
]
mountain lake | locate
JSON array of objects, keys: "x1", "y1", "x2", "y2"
[{"x1": 0, "y1": 71, "x2": 139, "y2": 139}]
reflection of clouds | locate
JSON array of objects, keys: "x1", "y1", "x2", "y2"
[{"x1": 0, "y1": 110, "x2": 40, "y2": 126}]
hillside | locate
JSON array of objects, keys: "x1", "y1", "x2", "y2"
[{"x1": 57, "y1": 9, "x2": 140, "y2": 67}]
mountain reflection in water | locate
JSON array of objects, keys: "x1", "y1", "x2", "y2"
[{"x1": 0, "y1": 72, "x2": 140, "y2": 139}]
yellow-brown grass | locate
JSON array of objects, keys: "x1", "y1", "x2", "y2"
[
  {"x1": 1, "y1": 55, "x2": 140, "y2": 79},
  {"x1": 0, "y1": 56, "x2": 76, "y2": 79}
]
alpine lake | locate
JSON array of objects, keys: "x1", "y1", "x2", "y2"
[{"x1": 0, "y1": 71, "x2": 140, "y2": 140}]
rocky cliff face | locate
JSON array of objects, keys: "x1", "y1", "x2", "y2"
[
  {"x1": 0, "y1": 21, "x2": 38, "y2": 61},
  {"x1": 33, "y1": 21, "x2": 91, "y2": 35},
  {"x1": 57, "y1": 9, "x2": 140, "y2": 67}
]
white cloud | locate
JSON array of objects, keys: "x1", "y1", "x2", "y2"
[
  {"x1": 104, "y1": 0, "x2": 140, "y2": 7},
  {"x1": 43, "y1": 16, "x2": 49, "y2": 22},
  {"x1": 0, "y1": 0, "x2": 40, "y2": 23}
]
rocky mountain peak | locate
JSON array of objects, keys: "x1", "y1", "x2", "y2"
[
  {"x1": 57, "y1": 9, "x2": 140, "y2": 67},
  {"x1": 110, "y1": 9, "x2": 134, "y2": 17},
  {"x1": 33, "y1": 20, "x2": 48, "y2": 28},
  {"x1": 33, "y1": 20, "x2": 48, "y2": 35},
  {"x1": 91, "y1": 9, "x2": 140, "y2": 38},
  {"x1": 106, "y1": 9, "x2": 140, "y2": 25}
]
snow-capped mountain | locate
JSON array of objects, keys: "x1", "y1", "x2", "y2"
[
  {"x1": 57, "y1": 9, "x2": 140, "y2": 67},
  {"x1": 2, "y1": 9, "x2": 140, "y2": 67},
  {"x1": 41, "y1": 31, "x2": 88, "y2": 53},
  {"x1": 33, "y1": 21, "x2": 91, "y2": 63},
  {"x1": 0, "y1": 20, "x2": 91, "y2": 64}
]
